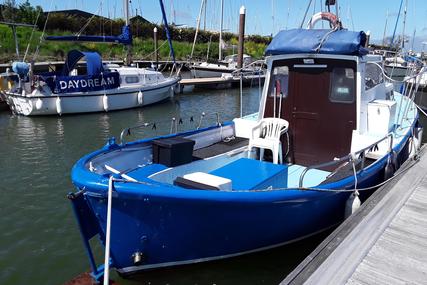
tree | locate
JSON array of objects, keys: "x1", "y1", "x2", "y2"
[{"x1": 1, "y1": 0, "x2": 17, "y2": 23}]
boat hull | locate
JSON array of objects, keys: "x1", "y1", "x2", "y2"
[
  {"x1": 70, "y1": 138, "x2": 413, "y2": 275},
  {"x1": 4, "y1": 78, "x2": 179, "y2": 115}
]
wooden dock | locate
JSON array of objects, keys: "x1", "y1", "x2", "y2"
[
  {"x1": 178, "y1": 74, "x2": 265, "y2": 92},
  {"x1": 282, "y1": 145, "x2": 427, "y2": 285}
]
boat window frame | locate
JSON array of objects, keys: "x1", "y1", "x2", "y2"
[
  {"x1": 268, "y1": 65, "x2": 290, "y2": 99},
  {"x1": 125, "y1": 75, "x2": 140, "y2": 84},
  {"x1": 329, "y1": 67, "x2": 356, "y2": 104}
]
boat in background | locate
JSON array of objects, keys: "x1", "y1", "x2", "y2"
[
  {"x1": 2, "y1": 0, "x2": 180, "y2": 116},
  {"x1": 3, "y1": 50, "x2": 179, "y2": 115},
  {"x1": 190, "y1": 54, "x2": 263, "y2": 78},
  {"x1": 68, "y1": 11, "x2": 421, "y2": 282}
]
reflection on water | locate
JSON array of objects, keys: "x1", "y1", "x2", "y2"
[{"x1": 0, "y1": 87, "x2": 260, "y2": 285}]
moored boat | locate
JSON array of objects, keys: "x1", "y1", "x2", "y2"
[
  {"x1": 2, "y1": 50, "x2": 179, "y2": 115},
  {"x1": 69, "y1": 13, "x2": 422, "y2": 282}
]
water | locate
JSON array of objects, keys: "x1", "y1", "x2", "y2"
[
  {"x1": 0, "y1": 85, "x2": 315, "y2": 285},
  {"x1": 2, "y1": 84, "x2": 425, "y2": 285}
]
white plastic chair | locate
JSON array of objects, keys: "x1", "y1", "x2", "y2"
[{"x1": 247, "y1": 117, "x2": 289, "y2": 164}]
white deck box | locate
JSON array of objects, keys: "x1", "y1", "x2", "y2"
[
  {"x1": 367, "y1": 100, "x2": 396, "y2": 136},
  {"x1": 182, "y1": 172, "x2": 232, "y2": 191}
]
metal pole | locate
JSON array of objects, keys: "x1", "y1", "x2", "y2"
[
  {"x1": 237, "y1": 6, "x2": 246, "y2": 69},
  {"x1": 240, "y1": 73, "x2": 243, "y2": 118},
  {"x1": 159, "y1": 0, "x2": 176, "y2": 64},
  {"x1": 154, "y1": 27, "x2": 158, "y2": 70},
  {"x1": 103, "y1": 176, "x2": 114, "y2": 285},
  {"x1": 12, "y1": 26, "x2": 19, "y2": 59},
  {"x1": 124, "y1": 0, "x2": 132, "y2": 66},
  {"x1": 219, "y1": 0, "x2": 224, "y2": 60}
]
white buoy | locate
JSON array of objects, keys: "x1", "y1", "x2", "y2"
[
  {"x1": 56, "y1": 97, "x2": 62, "y2": 115},
  {"x1": 137, "y1": 91, "x2": 144, "y2": 105},
  {"x1": 345, "y1": 191, "x2": 361, "y2": 218},
  {"x1": 103, "y1": 94, "x2": 109, "y2": 112},
  {"x1": 35, "y1": 98, "x2": 43, "y2": 110}
]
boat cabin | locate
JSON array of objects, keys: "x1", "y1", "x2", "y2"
[{"x1": 255, "y1": 29, "x2": 394, "y2": 168}]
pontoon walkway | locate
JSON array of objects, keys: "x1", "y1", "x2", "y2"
[{"x1": 282, "y1": 145, "x2": 427, "y2": 285}]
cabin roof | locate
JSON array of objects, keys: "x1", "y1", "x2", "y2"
[{"x1": 265, "y1": 29, "x2": 369, "y2": 57}]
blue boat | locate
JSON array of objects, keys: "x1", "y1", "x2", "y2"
[{"x1": 69, "y1": 13, "x2": 422, "y2": 281}]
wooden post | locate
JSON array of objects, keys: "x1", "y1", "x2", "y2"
[
  {"x1": 237, "y1": 6, "x2": 246, "y2": 69},
  {"x1": 154, "y1": 27, "x2": 158, "y2": 70}
]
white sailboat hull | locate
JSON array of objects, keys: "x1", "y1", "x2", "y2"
[{"x1": 5, "y1": 78, "x2": 178, "y2": 116}]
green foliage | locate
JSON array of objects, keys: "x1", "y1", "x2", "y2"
[{"x1": 0, "y1": 1, "x2": 270, "y2": 62}]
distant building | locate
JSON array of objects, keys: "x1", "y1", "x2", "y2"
[
  {"x1": 44, "y1": 9, "x2": 151, "y2": 24},
  {"x1": 130, "y1": 15, "x2": 150, "y2": 24},
  {"x1": 43, "y1": 9, "x2": 110, "y2": 21}
]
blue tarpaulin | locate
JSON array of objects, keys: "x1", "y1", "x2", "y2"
[{"x1": 265, "y1": 29, "x2": 368, "y2": 56}]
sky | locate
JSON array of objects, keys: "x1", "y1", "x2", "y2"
[{"x1": 20, "y1": 0, "x2": 427, "y2": 50}]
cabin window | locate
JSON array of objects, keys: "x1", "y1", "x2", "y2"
[
  {"x1": 268, "y1": 66, "x2": 289, "y2": 98},
  {"x1": 125, "y1": 76, "x2": 140, "y2": 84},
  {"x1": 329, "y1": 67, "x2": 355, "y2": 103},
  {"x1": 365, "y1": 63, "x2": 384, "y2": 90}
]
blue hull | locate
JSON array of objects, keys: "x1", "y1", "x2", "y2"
[{"x1": 69, "y1": 134, "x2": 409, "y2": 275}]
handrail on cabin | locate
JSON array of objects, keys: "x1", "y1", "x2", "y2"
[{"x1": 298, "y1": 133, "x2": 394, "y2": 188}]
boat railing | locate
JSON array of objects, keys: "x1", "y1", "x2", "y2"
[
  {"x1": 119, "y1": 112, "x2": 224, "y2": 145},
  {"x1": 299, "y1": 133, "x2": 394, "y2": 188},
  {"x1": 230, "y1": 59, "x2": 266, "y2": 77}
]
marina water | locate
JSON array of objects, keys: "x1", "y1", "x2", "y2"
[{"x1": 1, "y1": 84, "x2": 425, "y2": 285}]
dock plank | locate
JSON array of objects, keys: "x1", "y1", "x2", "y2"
[{"x1": 281, "y1": 146, "x2": 427, "y2": 285}]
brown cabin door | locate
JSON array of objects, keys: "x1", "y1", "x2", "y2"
[{"x1": 264, "y1": 58, "x2": 357, "y2": 167}]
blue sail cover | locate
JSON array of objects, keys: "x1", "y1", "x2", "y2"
[
  {"x1": 45, "y1": 25, "x2": 132, "y2": 45},
  {"x1": 43, "y1": 50, "x2": 120, "y2": 94},
  {"x1": 61, "y1": 50, "x2": 103, "y2": 76},
  {"x1": 265, "y1": 29, "x2": 368, "y2": 56}
]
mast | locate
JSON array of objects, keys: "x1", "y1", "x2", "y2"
[
  {"x1": 124, "y1": 0, "x2": 131, "y2": 65},
  {"x1": 190, "y1": 0, "x2": 205, "y2": 59},
  {"x1": 391, "y1": 0, "x2": 404, "y2": 48},
  {"x1": 219, "y1": 0, "x2": 224, "y2": 60},
  {"x1": 382, "y1": 10, "x2": 388, "y2": 46},
  {"x1": 401, "y1": 0, "x2": 408, "y2": 49},
  {"x1": 159, "y1": 0, "x2": 176, "y2": 64}
]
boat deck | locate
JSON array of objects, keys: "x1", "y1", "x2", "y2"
[{"x1": 281, "y1": 145, "x2": 427, "y2": 285}]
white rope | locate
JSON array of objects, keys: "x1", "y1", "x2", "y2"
[
  {"x1": 23, "y1": 8, "x2": 42, "y2": 61},
  {"x1": 33, "y1": 0, "x2": 54, "y2": 61}
]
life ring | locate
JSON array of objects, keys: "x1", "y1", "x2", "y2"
[{"x1": 307, "y1": 12, "x2": 342, "y2": 30}]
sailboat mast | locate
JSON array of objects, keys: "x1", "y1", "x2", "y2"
[
  {"x1": 401, "y1": 0, "x2": 408, "y2": 49},
  {"x1": 124, "y1": 0, "x2": 131, "y2": 65},
  {"x1": 219, "y1": 0, "x2": 224, "y2": 60},
  {"x1": 382, "y1": 10, "x2": 388, "y2": 46},
  {"x1": 124, "y1": 0, "x2": 129, "y2": 25},
  {"x1": 190, "y1": 0, "x2": 205, "y2": 59}
]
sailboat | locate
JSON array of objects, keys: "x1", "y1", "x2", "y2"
[
  {"x1": 68, "y1": 10, "x2": 422, "y2": 281},
  {"x1": 189, "y1": 1, "x2": 264, "y2": 79},
  {"x1": 2, "y1": 1, "x2": 179, "y2": 116}
]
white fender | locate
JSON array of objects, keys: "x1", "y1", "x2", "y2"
[
  {"x1": 103, "y1": 94, "x2": 109, "y2": 112},
  {"x1": 137, "y1": 91, "x2": 144, "y2": 105},
  {"x1": 35, "y1": 98, "x2": 43, "y2": 110},
  {"x1": 56, "y1": 97, "x2": 62, "y2": 115},
  {"x1": 416, "y1": 128, "x2": 423, "y2": 150},
  {"x1": 345, "y1": 191, "x2": 361, "y2": 219}
]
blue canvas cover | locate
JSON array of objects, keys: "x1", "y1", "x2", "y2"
[
  {"x1": 265, "y1": 29, "x2": 368, "y2": 56},
  {"x1": 45, "y1": 25, "x2": 132, "y2": 45},
  {"x1": 61, "y1": 50, "x2": 103, "y2": 76}
]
